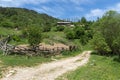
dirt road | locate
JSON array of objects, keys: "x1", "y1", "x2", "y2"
[{"x1": 1, "y1": 51, "x2": 91, "y2": 80}]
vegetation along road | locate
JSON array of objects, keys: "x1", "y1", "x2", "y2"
[{"x1": 1, "y1": 51, "x2": 91, "y2": 80}]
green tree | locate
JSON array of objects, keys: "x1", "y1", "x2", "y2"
[
  {"x1": 56, "y1": 26, "x2": 65, "y2": 31},
  {"x1": 27, "y1": 26, "x2": 42, "y2": 48},
  {"x1": 66, "y1": 30, "x2": 75, "y2": 40},
  {"x1": 1, "y1": 20, "x2": 14, "y2": 28},
  {"x1": 91, "y1": 10, "x2": 120, "y2": 56},
  {"x1": 43, "y1": 26, "x2": 51, "y2": 32},
  {"x1": 80, "y1": 17, "x2": 87, "y2": 24},
  {"x1": 74, "y1": 26, "x2": 85, "y2": 39},
  {"x1": 90, "y1": 33, "x2": 111, "y2": 55}
]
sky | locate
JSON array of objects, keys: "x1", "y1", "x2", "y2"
[{"x1": 0, "y1": 0, "x2": 120, "y2": 21}]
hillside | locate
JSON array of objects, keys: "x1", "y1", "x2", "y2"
[{"x1": 0, "y1": 7, "x2": 59, "y2": 29}]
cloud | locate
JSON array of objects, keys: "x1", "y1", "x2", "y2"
[
  {"x1": 75, "y1": 7, "x2": 84, "y2": 11},
  {"x1": 1, "y1": 0, "x2": 13, "y2": 1},
  {"x1": 0, "y1": 0, "x2": 50, "y2": 7},
  {"x1": 86, "y1": 9, "x2": 105, "y2": 20},
  {"x1": 33, "y1": 5, "x2": 65, "y2": 18},
  {"x1": 108, "y1": 3, "x2": 120, "y2": 12},
  {"x1": 70, "y1": 0, "x2": 92, "y2": 5},
  {"x1": 0, "y1": 0, "x2": 93, "y2": 7},
  {"x1": 85, "y1": 2, "x2": 120, "y2": 20}
]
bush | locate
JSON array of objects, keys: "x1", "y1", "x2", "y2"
[
  {"x1": 56, "y1": 26, "x2": 65, "y2": 31},
  {"x1": 91, "y1": 10, "x2": 120, "y2": 56},
  {"x1": 1, "y1": 21, "x2": 14, "y2": 28},
  {"x1": 66, "y1": 31, "x2": 75, "y2": 40},
  {"x1": 112, "y1": 38, "x2": 120, "y2": 56},
  {"x1": 27, "y1": 26, "x2": 42, "y2": 47},
  {"x1": 74, "y1": 26, "x2": 85, "y2": 39},
  {"x1": 79, "y1": 36, "x2": 88, "y2": 45},
  {"x1": 12, "y1": 35, "x2": 21, "y2": 42},
  {"x1": 43, "y1": 26, "x2": 51, "y2": 32},
  {"x1": 90, "y1": 33, "x2": 111, "y2": 55}
]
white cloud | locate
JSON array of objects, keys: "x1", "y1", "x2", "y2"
[
  {"x1": 1, "y1": 0, "x2": 13, "y2": 1},
  {"x1": 75, "y1": 7, "x2": 84, "y2": 11},
  {"x1": 86, "y1": 9, "x2": 105, "y2": 19},
  {"x1": 108, "y1": 3, "x2": 120, "y2": 12},
  {"x1": 0, "y1": 0, "x2": 50, "y2": 7},
  {"x1": 70, "y1": 0, "x2": 93, "y2": 5},
  {"x1": 85, "y1": 2, "x2": 120, "y2": 20},
  {"x1": 33, "y1": 6, "x2": 65, "y2": 18},
  {"x1": 0, "y1": 0, "x2": 20, "y2": 7}
]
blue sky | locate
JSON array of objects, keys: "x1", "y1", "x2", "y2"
[{"x1": 0, "y1": 0, "x2": 120, "y2": 20}]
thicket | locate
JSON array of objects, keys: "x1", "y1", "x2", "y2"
[
  {"x1": 90, "y1": 11, "x2": 120, "y2": 58},
  {"x1": 23, "y1": 26, "x2": 42, "y2": 49},
  {"x1": 65, "y1": 17, "x2": 93, "y2": 45}
]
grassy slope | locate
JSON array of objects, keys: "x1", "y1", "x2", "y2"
[
  {"x1": 0, "y1": 27, "x2": 21, "y2": 35},
  {"x1": 0, "y1": 27, "x2": 28, "y2": 45},
  {"x1": 43, "y1": 32, "x2": 72, "y2": 45},
  {"x1": 0, "y1": 27, "x2": 72, "y2": 45},
  {"x1": 57, "y1": 54, "x2": 120, "y2": 80}
]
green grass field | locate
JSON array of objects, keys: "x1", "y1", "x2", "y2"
[
  {"x1": 57, "y1": 54, "x2": 120, "y2": 80},
  {"x1": 42, "y1": 31, "x2": 73, "y2": 45},
  {"x1": 0, "y1": 52, "x2": 52, "y2": 77},
  {"x1": 0, "y1": 53, "x2": 52, "y2": 67},
  {"x1": 0, "y1": 27, "x2": 21, "y2": 35}
]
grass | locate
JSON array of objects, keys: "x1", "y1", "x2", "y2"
[
  {"x1": 9, "y1": 38, "x2": 28, "y2": 45},
  {"x1": 0, "y1": 27, "x2": 21, "y2": 36},
  {"x1": 0, "y1": 50, "x2": 83, "y2": 78},
  {"x1": 0, "y1": 53, "x2": 52, "y2": 67},
  {"x1": 57, "y1": 54, "x2": 120, "y2": 80},
  {"x1": 61, "y1": 50, "x2": 81, "y2": 57},
  {"x1": 43, "y1": 31, "x2": 73, "y2": 45},
  {"x1": 0, "y1": 53, "x2": 52, "y2": 77}
]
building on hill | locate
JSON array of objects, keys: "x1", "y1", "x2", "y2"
[{"x1": 57, "y1": 22, "x2": 74, "y2": 27}]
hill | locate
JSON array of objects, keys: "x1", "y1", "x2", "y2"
[{"x1": 0, "y1": 7, "x2": 59, "y2": 29}]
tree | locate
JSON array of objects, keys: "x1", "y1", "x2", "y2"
[
  {"x1": 43, "y1": 26, "x2": 51, "y2": 32},
  {"x1": 74, "y1": 26, "x2": 85, "y2": 39},
  {"x1": 1, "y1": 20, "x2": 14, "y2": 28},
  {"x1": 90, "y1": 33, "x2": 111, "y2": 55},
  {"x1": 91, "y1": 10, "x2": 120, "y2": 56},
  {"x1": 80, "y1": 17, "x2": 87, "y2": 24},
  {"x1": 66, "y1": 31, "x2": 75, "y2": 40},
  {"x1": 56, "y1": 26, "x2": 65, "y2": 31},
  {"x1": 65, "y1": 28, "x2": 75, "y2": 40},
  {"x1": 27, "y1": 26, "x2": 42, "y2": 49}
]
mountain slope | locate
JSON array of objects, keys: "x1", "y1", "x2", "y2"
[{"x1": 0, "y1": 7, "x2": 59, "y2": 29}]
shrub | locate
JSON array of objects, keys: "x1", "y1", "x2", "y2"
[
  {"x1": 74, "y1": 26, "x2": 85, "y2": 39},
  {"x1": 56, "y1": 26, "x2": 65, "y2": 31},
  {"x1": 66, "y1": 31, "x2": 75, "y2": 40},
  {"x1": 27, "y1": 26, "x2": 42, "y2": 48},
  {"x1": 43, "y1": 26, "x2": 51, "y2": 32},
  {"x1": 12, "y1": 35, "x2": 21, "y2": 42},
  {"x1": 90, "y1": 33, "x2": 111, "y2": 55}
]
